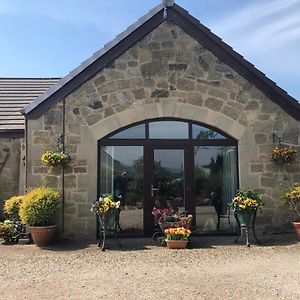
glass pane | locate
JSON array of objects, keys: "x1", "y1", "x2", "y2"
[
  {"x1": 100, "y1": 146, "x2": 144, "y2": 233},
  {"x1": 153, "y1": 149, "x2": 185, "y2": 210},
  {"x1": 194, "y1": 146, "x2": 237, "y2": 233},
  {"x1": 149, "y1": 121, "x2": 188, "y2": 139},
  {"x1": 192, "y1": 124, "x2": 226, "y2": 139},
  {"x1": 109, "y1": 124, "x2": 145, "y2": 139}
]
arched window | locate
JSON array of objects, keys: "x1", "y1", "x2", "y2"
[{"x1": 98, "y1": 119, "x2": 238, "y2": 235}]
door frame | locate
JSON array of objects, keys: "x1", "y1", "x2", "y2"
[
  {"x1": 97, "y1": 118, "x2": 239, "y2": 237},
  {"x1": 144, "y1": 142, "x2": 195, "y2": 236}
]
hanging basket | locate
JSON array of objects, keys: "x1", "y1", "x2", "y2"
[{"x1": 270, "y1": 146, "x2": 297, "y2": 165}]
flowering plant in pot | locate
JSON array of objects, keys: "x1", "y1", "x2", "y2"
[
  {"x1": 270, "y1": 146, "x2": 297, "y2": 165},
  {"x1": 19, "y1": 187, "x2": 60, "y2": 247},
  {"x1": 91, "y1": 194, "x2": 121, "y2": 251},
  {"x1": 282, "y1": 183, "x2": 300, "y2": 241},
  {"x1": 0, "y1": 195, "x2": 24, "y2": 244},
  {"x1": 0, "y1": 220, "x2": 23, "y2": 244},
  {"x1": 164, "y1": 227, "x2": 191, "y2": 249},
  {"x1": 230, "y1": 188, "x2": 263, "y2": 227},
  {"x1": 152, "y1": 207, "x2": 178, "y2": 223},
  {"x1": 91, "y1": 194, "x2": 120, "y2": 231},
  {"x1": 152, "y1": 207, "x2": 193, "y2": 230},
  {"x1": 41, "y1": 150, "x2": 71, "y2": 167}
]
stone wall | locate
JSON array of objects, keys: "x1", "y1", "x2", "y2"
[
  {"x1": 0, "y1": 137, "x2": 23, "y2": 219},
  {"x1": 27, "y1": 21, "x2": 299, "y2": 240}
]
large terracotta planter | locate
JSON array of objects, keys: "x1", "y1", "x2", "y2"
[
  {"x1": 30, "y1": 225, "x2": 56, "y2": 247},
  {"x1": 166, "y1": 240, "x2": 188, "y2": 249},
  {"x1": 292, "y1": 221, "x2": 300, "y2": 241}
]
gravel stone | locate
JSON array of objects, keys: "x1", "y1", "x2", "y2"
[{"x1": 0, "y1": 234, "x2": 299, "y2": 299}]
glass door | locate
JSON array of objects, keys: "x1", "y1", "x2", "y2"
[
  {"x1": 144, "y1": 146, "x2": 194, "y2": 235},
  {"x1": 152, "y1": 149, "x2": 185, "y2": 211}
]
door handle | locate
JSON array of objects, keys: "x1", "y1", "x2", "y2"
[{"x1": 151, "y1": 185, "x2": 158, "y2": 197}]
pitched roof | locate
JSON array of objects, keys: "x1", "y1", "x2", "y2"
[
  {"x1": 0, "y1": 78, "x2": 60, "y2": 135},
  {"x1": 22, "y1": 2, "x2": 300, "y2": 120}
]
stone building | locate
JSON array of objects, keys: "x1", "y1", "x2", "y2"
[
  {"x1": 0, "y1": 78, "x2": 58, "y2": 217},
  {"x1": 4, "y1": 1, "x2": 300, "y2": 240}
]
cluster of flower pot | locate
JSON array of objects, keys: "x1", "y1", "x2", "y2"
[{"x1": 0, "y1": 187, "x2": 60, "y2": 247}]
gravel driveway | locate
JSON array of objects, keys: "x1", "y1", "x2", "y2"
[{"x1": 0, "y1": 234, "x2": 299, "y2": 300}]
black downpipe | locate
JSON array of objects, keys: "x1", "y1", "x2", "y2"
[{"x1": 62, "y1": 99, "x2": 66, "y2": 233}]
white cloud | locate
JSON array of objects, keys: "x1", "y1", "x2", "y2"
[
  {"x1": 213, "y1": 0, "x2": 299, "y2": 34},
  {"x1": 210, "y1": 0, "x2": 300, "y2": 77}
]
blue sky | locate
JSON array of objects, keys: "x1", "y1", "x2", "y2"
[{"x1": 0, "y1": 0, "x2": 299, "y2": 100}]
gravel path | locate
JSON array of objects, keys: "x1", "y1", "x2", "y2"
[{"x1": 0, "y1": 235, "x2": 300, "y2": 300}]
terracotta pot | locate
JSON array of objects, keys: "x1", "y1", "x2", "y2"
[
  {"x1": 166, "y1": 240, "x2": 188, "y2": 249},
  {"x1": 30, "y1": 225, "x2": 56, "y2": 247},
  {"x1": 292, "y1": 221, "x2": 300, "y2": 241}
]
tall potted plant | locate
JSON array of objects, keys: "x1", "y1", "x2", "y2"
[
  {"x1": 282, "y1": 183, "x2": 300, "y2": 241},
  {"x1": 19, "y1": 187, "x2": 60, "y2": 247},
  {"x1": 230, "y1": 188, "x2": 263, "y2": 227}
]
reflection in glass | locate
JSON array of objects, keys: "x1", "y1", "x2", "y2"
[
  {"x1": 109, "y1": 124, "x2": 145, "y2": 139},
  {"x1": 194, "y1": 146, "x2": 237, "y2": 233},
  {"x1": 100, "y1": 146, "x2": 144, "y2": 233},
  {"x1": 153, "y1": 149, "x2": 185, "y2": 209},
  {"x1": 149, "y1": 121, "x2": 188, "y2": 139},
  {"x1": 192, "y1": 124, "x2": 226, "y2": 139}
]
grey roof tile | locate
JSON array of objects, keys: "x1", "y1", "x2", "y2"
[{"x1": 0, "y1": 78, "x2": 59, "y2": 132}]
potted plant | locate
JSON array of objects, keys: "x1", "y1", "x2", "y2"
[
  {"x1": 282, "y1": 183, "x2": 300, "y2": 241},
  {"x1": 91, "y1": 194, "x2": 121, "y2": 230},
  {"x1": 230, "y1": 188, "x2": 263, "y2": 227},
  {"x1": 0, "y1": 195, "x2": 24, "y2": 244},
  {"x1": 270, "y1": 146, "x2": 297, "y2": 166},
  {"x1": 164, "y1": 227, "x2": 191, "y2": 249},
  {"x1": 91, "y1": 194, "x2": 121, "y2": 251},
  {"x1": 0, "y1": 220, "x2": 23, "y2": 244},
  {"x1": 19, "y1": 187, "x2": 60, "y2": 247},
  {"x1": 41, "y1": 150, "x2": 70, "y2": 167},
  {"x1": 152, "y1": 207, "x2": 192, "y2": 230}
]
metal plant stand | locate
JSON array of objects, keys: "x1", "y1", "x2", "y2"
[
  {"x1": 97, "y1": 208, "x2": 122, "y2": 251},
  {"x1": 235, "y1": 209, "x2": 260, "y2": 247}
]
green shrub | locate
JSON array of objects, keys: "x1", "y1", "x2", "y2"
[
  {"x1": 19, "y1": 187, "x2": 60, "y2": 226},
  {"x1": 4, "y1": 196, "x2": 23, "y2": 221}
]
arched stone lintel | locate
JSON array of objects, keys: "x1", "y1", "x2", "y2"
[{"x1": 90, "y1": 102, "x2": 246, "y2": 141}]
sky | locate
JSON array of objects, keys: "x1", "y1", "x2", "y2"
[{"x1": 0, "y1": 0, "x2": 299, "y2": 100}]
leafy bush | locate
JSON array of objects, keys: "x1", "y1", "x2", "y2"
[
  {"x1": 19, "y1": 187, "x2": 60, "y2": 226},
  {"x1": 3, "y1": 196, "x2": 23, "y2": 221}
]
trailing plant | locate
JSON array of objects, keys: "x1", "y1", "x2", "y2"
[
  {"x1": 282, "y1": 183, "x2": 300, "y2": 220},
  {"x1": 3, "y1": 196, "x2": 23, "y2": 221},
  {"x1": 19, "y1": 187, "x2": 60, "y2": 226},
  {"x1": 230, "y1": 188, "x2": 263, "y2": 212}
]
